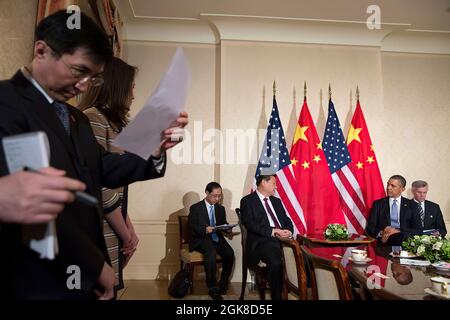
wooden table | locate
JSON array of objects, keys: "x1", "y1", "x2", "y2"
[
  {"x1": 305, "y1": 244, "x2": 450, "y2": 300},
  {"x1": 298, "y1": 233, "x2": 375, "y2": 247}
]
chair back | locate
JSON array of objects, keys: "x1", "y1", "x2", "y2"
[
  {"x1": 178, "y1": 215, "x2": 191, "y2": 251},
  {"x1": 280, "y1": 238, "x2": 308, "y2": 299},
  {"x1": 235, "y1": 208, "x2": 247, "y2": 250},
  {"x1": 300, "y1": 245, "x2": 353, "y2": 300}
]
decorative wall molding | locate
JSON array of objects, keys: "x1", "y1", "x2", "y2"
[
  {"x1": 123, "y1": 19, "x2": 216, "y2": 44},
  {"x1": 381, "y1": 29, "x2": 450, "y2": 55},
  {"x1": 121, "y1": 13, "x2": 450, "y2": 54},
  {"x1": 200, "y1": 14, "x2": 407, "y2": 47}
]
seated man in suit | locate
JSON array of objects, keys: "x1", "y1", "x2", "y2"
[
  {"x1": 240, "y1": 175, "x2": 293, "y2": 300},
  {"x1": 366, "y1": 175, "x2": 422, "y2": 246},
  {"x1": 188, "y1": 182, "x2": 235, "y2": 300},
  {"x1": 411, "y1": 180, "x2": 447, "y2": 237}
]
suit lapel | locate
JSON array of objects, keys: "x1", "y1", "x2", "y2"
[
  {"x1": 384, "y1": 198, "x2": 391, "y2": 224},
  {"x1": 11, "y1": 72, "x2": 77, "y2": 159},
  {"x1": 399, "y1": 197, "x2": 409, "y2": 226},
  {"x1": 203, "y1": 201, "x2": 211, "y2": 226},
  {"x1": 252, "y1": 192, "x2": 271, "y2": 226}
]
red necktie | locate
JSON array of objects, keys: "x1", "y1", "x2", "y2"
[{"x1": 264, "y1": 197, "x2": 281, "y2": 228}]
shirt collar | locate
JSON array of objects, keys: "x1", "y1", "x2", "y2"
[
  {"x1": 204, "y1": 199, "x2": 214, "y2": 210},
  {"x1": 389, "y1": 195, "x2": 402, "y2": 205},
  {"x1": 21, "y1": 67, "x2": 54, "y2": 104},
  {"x1": 256, "y1": 190, "x2": 268, "y2": 202}
]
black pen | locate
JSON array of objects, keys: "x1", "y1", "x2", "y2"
[{"x1": 23, "y1": 166, "x2": 99, "y2": 207}]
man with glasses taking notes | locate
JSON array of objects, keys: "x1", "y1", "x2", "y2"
[
  {"x1": 188, "y1": 182, "x2": 235, "y2": 300},
  {"x1": 0, "y1": 10, "x2": 188, "y2": 299}
]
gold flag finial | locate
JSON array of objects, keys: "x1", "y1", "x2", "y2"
[
  {"x1": 273, "y1": 80, "x2": 276, "y2": 97},
  {"x1": 356, "y1": 85, "x2": 360, "y2": 100},
  {"x1": 328, "y1": 83, "x2": 332, "y2": 100}
]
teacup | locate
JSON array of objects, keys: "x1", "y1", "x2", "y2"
[
  {"x1": 399, "y1": 251, "x2": 411, "y2": 257},
  {"x1": 351, "y1": 249, "x2": 367, "y2": 261},
  {"x1": 430, "y1": 277, "x2": 450, "y2": 296}
]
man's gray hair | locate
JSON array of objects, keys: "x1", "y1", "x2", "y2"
[{"x1": 412, "y1": 180, "x2": 428, "y2": 189}]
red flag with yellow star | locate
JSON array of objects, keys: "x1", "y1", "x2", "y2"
[
  {"x1": 290, "y1": 99, "x2": 346, "y2": 233},
  {"x1": 346, "y1": 100, "x2": 385, "y2": 213}
]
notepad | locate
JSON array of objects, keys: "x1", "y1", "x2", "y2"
[
  {"x1": 399, "y1": 258, "x2": 431, "y2": 266},
  {"x1": 2, "y1": 131, "x2": 58, "y2": 260},
  {"x1": 214, "y1": 223, "x2": 238, "y2": 231}
]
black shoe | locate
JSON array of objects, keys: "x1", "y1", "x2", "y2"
[
  {"x1": 208, "y1": 288, "x2": 223, "y2": 300},
  {"x1": 219, "y1": 283, "x2": 229, "y2": 295}
]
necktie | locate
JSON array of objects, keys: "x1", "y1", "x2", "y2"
[
  {"x1": 418, "y1": 202, "x2": 425, "y2": 227},
  {"x1": 53, "y1": 101, "x2": 70, "y2": 133},
  {"x1": 209, "y1": 205, "x2": 219, "y2": 243},
  {"x1": 390, "y1": 199, "x2": 400, "y2": 228},
  {"x1": 263, "y1": 198, "x2": 281, "y2": 228}
]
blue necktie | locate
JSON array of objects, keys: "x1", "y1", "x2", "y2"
[
  {"x1": 53, "y1": 101, "x2": 70, "y2": 133},
  {"x1": 209, "y1": 205, "x2": 219, "y2": 243},
  {"x1": 390, "y1": 199, "x2": 400, "y2": 228}
]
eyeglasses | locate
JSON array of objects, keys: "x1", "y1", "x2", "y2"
[{"x1": 46, "y1": 43, "x2": 104, "y2": 87}]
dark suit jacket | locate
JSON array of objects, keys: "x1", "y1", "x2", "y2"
[
  {"x1": 414, "y1": 199, "x2": 447, "y2": 237},
  {"x1": 366, "y1": 196, "x2": 422, "y2": 245},
  {"x1": 0, "y1": 71, "x2": 166, "y2": 299},
  {"x1": 240, "y1": 192, "x2": 293, "y2": 265},
  {"x1": 188, "y1": 200, "x2": 229, "y2": 252}
]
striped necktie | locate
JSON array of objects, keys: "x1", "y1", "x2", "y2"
[{"x1": 417, "y1": 202, "x2": 425, "y2": 227}]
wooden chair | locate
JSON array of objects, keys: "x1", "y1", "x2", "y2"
[
  {"x1": 178, "y1": 215, "x2": 222, "y2": 294},
  {"x1": 235, "y1": 208, "x2": 268, "y2": 300},
  {"x1": 279, "y1": 237, "x2": 309, "y2": 300},
  {"x1": 300, "y1": 245, "x2": 353, "y2": 300}
]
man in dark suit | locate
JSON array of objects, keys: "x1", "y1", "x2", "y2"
[
  {"x1": 366, "y1": 175, "x2": 422, "y2": 246},
  {"x1": 0, "y1": 11, "x2": 188, "y2": 299},
  {"x1": 240, "y1": 175, "x2": 293, "y2": 300},
  {"x1": 411, "y1": 180, "x2": 447, "y2": 237},
  {"x1": 188, "y1": 182, "x2": 235, "y2": 300}
]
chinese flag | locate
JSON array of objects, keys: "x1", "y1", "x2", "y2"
[
  {"x1": 346, "y1": 100, "x2": 385, "y2": 215},
  {"x1": 290, "y1": 99, "x2": 345, "y2": 233}
]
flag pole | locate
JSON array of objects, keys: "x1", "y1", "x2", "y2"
[
  {"x1": 356, "y1": 85, "x2": 360, "y2": 101},
  {"x1": 328, "y1": 83, "x2": 332, "y2": 101},
  {"x1": 304, "y1": 81, "x2": 307, "y2": 102},
  {"x1": 273, "y1": 80, "x2": 276, "y2": 97}
]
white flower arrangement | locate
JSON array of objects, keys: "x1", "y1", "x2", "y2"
[
  {"x1": 402, "y1": 235, "x2": 450, "y2": 263},
  {"x1": 323, "y1": 223, "x2": 349, "y2": 241}
]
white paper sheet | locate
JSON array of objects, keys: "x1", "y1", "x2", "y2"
[
  {"x1": 2, "y1": 131, "x2": 58, "y2": 260},
  {"x1": 113, "y1": 48, "x2": 191, "y2": 159}
]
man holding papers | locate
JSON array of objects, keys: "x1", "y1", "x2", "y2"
[
  {"x1": 411, "y1": 180, "x2": 447, "y2": 237},
  {"x1": 188, "y1": 182, "x2": 235, "y2": 300},
  {"x1": 0, "y1": 11, "x2": 188, "y2": 300}
]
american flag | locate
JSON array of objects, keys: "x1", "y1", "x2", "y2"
[
  {"x1": 322, "y1": 100, "x2": 367, "y2": 234},
  {"x1": 254, "y1": 97, "x2": 307, "y2": 234}
]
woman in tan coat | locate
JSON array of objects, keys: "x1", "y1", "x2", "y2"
[{"x1": 78, "y1": 57, "x2": 139, "y2": 293}]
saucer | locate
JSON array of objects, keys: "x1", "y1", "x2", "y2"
[
  {"x1": 348, "y1": 257, "x2": 372, "y2": 265},
  {"x1": 432, "y1": 262, "x2": 450, "y2": 272},
  {"x1": 424, "y1": 288, "x2": 450, "y2": 300},
  {"x1": 390, "y1": 251, "x2": 417, "y2": 258}
]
